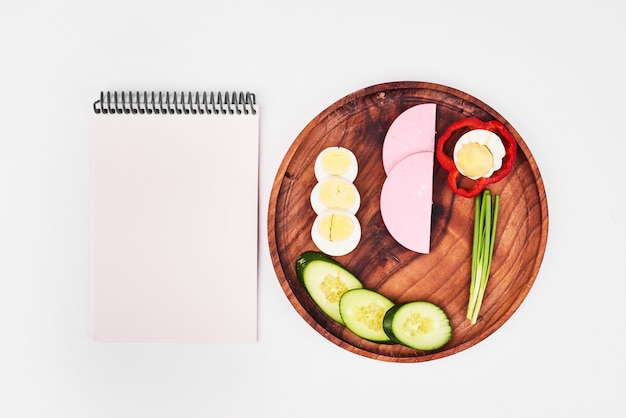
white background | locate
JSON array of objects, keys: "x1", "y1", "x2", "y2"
[{"x1": 1, "y1": 1, "x2": 624, "y2": 417}]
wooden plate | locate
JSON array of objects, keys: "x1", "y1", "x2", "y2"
[{"x1": 268, "y1": 81, "x2": 548, "y2": 362}]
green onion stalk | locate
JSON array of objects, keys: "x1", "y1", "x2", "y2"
[{"x1": 467, "y1": 189, "x2": 500, "y2": 325}]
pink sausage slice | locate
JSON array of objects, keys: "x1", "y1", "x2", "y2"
[
  {"x1": 380, "y1": 152, "x2": 433, "y2": 254},
  {"x1": 382, "y1": 103, "x2": 436, "y2": 175}
]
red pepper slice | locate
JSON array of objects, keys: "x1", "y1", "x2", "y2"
[{"x1": 436, "y1": 118, "x2": 517, "y2": 198}]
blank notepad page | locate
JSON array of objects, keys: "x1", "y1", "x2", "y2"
[{"x1": 92, "y1": 94, "x2": 258, "y2": 343}]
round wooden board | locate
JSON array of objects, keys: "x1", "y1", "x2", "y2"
[{"x1": 268, "y1": 81, "x2": 548, "y2": 362}]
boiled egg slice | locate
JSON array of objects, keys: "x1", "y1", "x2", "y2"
[
  {"x1": 314, "y1": 146, "x2": 358, "y2": 182},
  {"x1": 310, "y1": 176, "x2": 360, "y2": 215},
  {"x1": 311, "y1": 209, "x2": 361, "y2": 257},
  {"x1": 453, "y1": 129, "x2": 506, "y2": 180}
]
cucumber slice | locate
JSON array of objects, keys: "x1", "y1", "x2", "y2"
[
  {"x1": 339, "y1": 288, "x2": 394, "y2": 343},
  {"x1": 383, "y1": 301, "x2": 452, "y2": 350},
  {"x1": 295, "y1": 251, "x2": 363, "y2": 324}
]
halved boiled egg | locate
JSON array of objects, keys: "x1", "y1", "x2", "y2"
[
  {"x1": 311, "y1": 209, "x2": 361, "y2": 256},
  {"x1": 310, "y1": 176, "x2": 360, "y2": 215},
  {"x1": 314, "y1": 146, "x2": 358, "y2": 182},
  {"x1": 453, "y1": 129, "x2": 506, "y2": 180}
]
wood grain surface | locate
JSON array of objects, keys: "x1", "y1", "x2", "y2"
[{"x1": 267, "y1": 81, "x2": 549, "y2": 362}]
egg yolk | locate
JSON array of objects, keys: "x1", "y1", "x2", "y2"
[
  {"x1": 318, "y1": 213, "x2": 354, "y2": 242},
  {"x1": 455, "y1": 142, "x2": 494, "y2": 178},
  {"x1": 321, "y1": 148, "x2": 351, "y2": 176},
  {"x1": 318, "y1": 178, "x2": 356, "y2": 210}
]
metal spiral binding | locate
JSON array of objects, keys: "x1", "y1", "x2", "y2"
[{"x1": 93, "y1": 91, "x2": 257, "y2": 115}]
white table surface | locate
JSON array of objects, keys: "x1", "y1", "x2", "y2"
[{"x1": 1, "y1": 1, "x2": 624, "y2": 417}]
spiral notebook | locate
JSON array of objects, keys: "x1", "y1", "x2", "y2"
[{"x1": 91, "y1": 91, "x2": 259, "y2": 343}]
